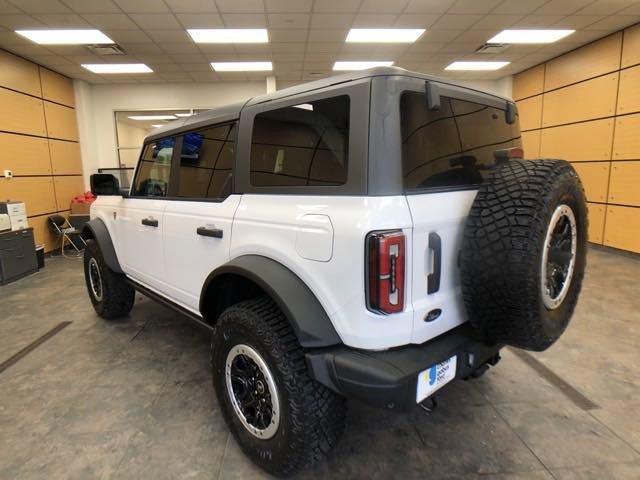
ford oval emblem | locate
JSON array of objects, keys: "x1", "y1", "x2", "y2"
[{"x1": 424, "y1": 309, "x2": 442, "y2": 322}]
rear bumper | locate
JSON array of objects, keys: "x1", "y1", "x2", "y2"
[{"x1": 306, "y1": 323, "x2": 501, "y2": 411}]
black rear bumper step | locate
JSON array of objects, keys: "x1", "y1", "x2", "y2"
[{"x1": 306, "y1": 323, "x2": 501, "y2": 411}]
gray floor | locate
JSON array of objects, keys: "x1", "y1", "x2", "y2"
[{"x1": 0, "y1": 248, "x2": 639, "y2": 480}]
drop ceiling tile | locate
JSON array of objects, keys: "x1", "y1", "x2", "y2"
[
  {"x1": 405, "y1": 0, "x2": 456, "y2": 14},
  {"x1": 576, "y1": 0, "x2": 638, "y2": 14},
  {"x1": 274, "y1": 60, "x2": 304, "y2": 70},
  {"x1": 160, "y1": 43, "x2": 202, "y2": 54},
  {"x1": 9, "y1": 0, "x2": 72, "y2": 13},
  {"x1": 270, "y1": 42, "x2": 305, "y2": 53},
  {"x1": 420, "y1": 29, "x2": 463, "y2": 41},
  {"x1": 180, "y1": 62, "x2": 213, "y2": 71},
  {"x1": 470, "y1": 13, "x2": 524, "y2": 29},
  {"x1": 188, "y1": 71, "x2": 217, "y2": 81},
  {"x1": 169, "y1": 53, "x2": 207, "y2": 63},
  {"x1": 65, "y1": 54, "x2": 103, "y2": 63},
  {"x1": 492, "y1": 0, "x2": 548, "y2": 14},
  {"x1": 175, "y1": 13, "x2": 224, "y2": 27},
  {"x1": 0, "y1": 14, "x2": 45, "y2": 29},
  {"x1": 265, "y1": 0, "x2": 312, "y2": 12},
  {"x1": 619, "y1": 3, "x2": 640, "y2": 14},
  {"x1": 312, "y1": 0, "x2": 361, "y2": 13},
  {"x1": 310, "y1": 13, "x2": 356, "y2": 29},
  {"x1": 106, "y1": 30, "x2": 153, "y2": 43},
  {"x1": 128, "y1": 14, "x2": 183, "y2": 29},
  {"x1": 82, "y1": 14, "x2": 140, "y2": 30},
  {"x1": 276, "y1": 72, "x2": 302, "y2": 81},
  {"x1": 215, "y1": 0, "x2": 265, "y2": 13},
  {"x1": 272, "y1": 51, "x2": 304, "y2": 61},
  {"x1": 40, "y1": 45, "x2": 94, "y2": 55},
  {"x1": 393, "y1": 14, "x2": 440, "y2": 28},
  {"x1": 112, "y1": 0, "x2": 170, "y2": 13},
  {"x1": 61, "y1": 0, "x2": 121, "y2": 13},
  {"x1": 269, "y1": 29, "x2": 308, "y2": 42},
  {"x1": 159, "y1": 72, "x2": 193, "y2": 81},
  {"x1": 431, "y1": 14, "x2": 483, "y2": 29},
  {"x1": 514, "y1": 14, "x2": 566, "y2": 27},
  {"x1": 32, "y1": 13, "x2": 91, "y2": 27},
  {"x1": 308, "y1": 29, "x2": 348, "y2": 42},
  {"x1": 352, "y1": 14, "x2": 399, "y2": 27},
  {"x1": 25, "y1": 54, "x2": 74, "y2": 65},
  {"x1": 584, "y1": 14, "x2": 639, "y2": 30},
  {"x1": 535, "y1": 0, "x2": 594, "y2": 15},
  {"x1": 7, "y1": 44, "x2": 58, "y2": 56},
  {"x1": 149, "y1": 63, "x2": 184, "y2": 72},
  {"x1": 0, "y1": 31, "x2": 36, "y2": 44},
  {"x1": 438, "y1": 41, "x2": 481, "y2": 53},
  {"x1": 453, "y1": 29, "x2": 499, "y2": 43},
  {"x1": 449, "y1": 0, "x2": 502, "y2": 14},
  {"x1": 359, "y1": 0, "x2": 409, "y2": 13},
  {"x1": 222, "y1": 13, "x2": 267, "y2": 27},
  {"x1": 0, "y1": 0, "x2": 20, "y2": 13},
  {"x1": 119, "y1": 43, "x2": 163, "y2": 53},
  {"x1": 267, "y1": 13, "x2": 309, "y2": 28},
  {"x1": 551, "y1": 15, "x2": 605, "y2": 29},
  {"x1": 141, "y1": 54, "x2": 180, "y2": 64},
  {"x1": 145, "y1": 30, "x2": 192, "y2": 43},
  {"x1": 165, "y1": 0, "x2": 218, "y2": 13},
  {"x1": 302, "y1": 60, "x2": 332, "y2": 70},
  {"x1": 305, "y1": 42, "x2": 342, "y2": 52},
  {"x1": 401, "y1": 42, "x2": 446, "y2": 54},
  {"x1": 236, "y1": 43, "x2": 272, "y2": 53}
]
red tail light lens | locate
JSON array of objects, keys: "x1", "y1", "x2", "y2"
[{"x1": 366, "y1": 230, "x2": 405, "y2": 314}]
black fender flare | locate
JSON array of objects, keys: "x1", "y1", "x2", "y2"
[
  {"x1": 200, "y1": 255, "x2": 342, "y2": 348},
  {"x1": 82, "y1": 218, "x2": 124, "y2": 274}
]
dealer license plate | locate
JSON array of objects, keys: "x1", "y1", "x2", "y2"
[{"x1": 416, "y1": 355, "x2": 457, "y2": 403}]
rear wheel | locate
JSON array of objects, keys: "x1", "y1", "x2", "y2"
[
  {"x1": 83, "y1": 239, "x2": 135, "y2": 320},
  {"x1": 211, "y1": 297, "x2": 345, "y2": 477}
]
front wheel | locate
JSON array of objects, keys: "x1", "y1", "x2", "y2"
[{"x1": 211, "y1": 297, "x2": 345, "y2": 477}]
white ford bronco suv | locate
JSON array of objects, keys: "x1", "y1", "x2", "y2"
[{"x1": 83, "y1": 67, "x2": 587, "y2": 477}]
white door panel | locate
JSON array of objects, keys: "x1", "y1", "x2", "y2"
[
  {"x1": 163, "y1": 195, "x2": 241, "y2": 311},
  {"x1": 406, "y1": 190, "x2": 477, "y2": 344}
]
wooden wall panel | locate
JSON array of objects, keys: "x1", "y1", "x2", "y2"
[
  {"x1": 28, "y1": 213, "x2": 62, "y2": 251},
  {"x1": 572, "y1": 162, "x2": 610, "y2": 203},
  {"x1": 544, "y1": 33, "x2": 622, "y2": 91},
  {"x1": 587, "y1": 202, "x2": 605, "y2": 244},
  {"x1": 542, "y1": 73, "x2": 618, "y2": 127},
  {"x1": 604, "y1": 205, "x2": 640, "y2": 253},
  {"x1": 43, "y1": 101, "x2": 79, "y2": 141},
  {"x1": 49, "y1": 139, "x2": 82, "y2": 175},
  {"x1": 612, "y1": 113, "x2": 640, "y2": 160},
  {"x1": 53, "y1": 175, "x2": 84, "y2": 211},
  {"x1": 0, "y1": 49, "x2": 42, "y2": 97},
  {"x1": 0, "y1": 177, "x2": 56, "y2": 217},
  {"x1": 616, "y1": 65, "x2": 640, "y2": 115},
  {"x1": 0, "y1": 133, "x2": 51, "y2": 176},
  {"x1": 608, "y1": 161, "x2": 640, "y2": 207},
  {"x1": 0, "y1": 88, "x2": 46, "y2": 137},
  {"x1": 540, "y1": 118, "x2": 614, "y2": 161},
  {"x1": 39, "y1": 67, "x2": 75, "y2": 107},
  {"x1": 622, "y1": 23, "x2": 640, "y2": 68},
  {"x1": 521, "y1": 130, "x2": 540, "y2": 158},
  {"x1": 516, "y1": 95, "x2": 542, "y2": 131},
  {"x1": 513, "y1": 64, "x2": 544, "y2": 100}
]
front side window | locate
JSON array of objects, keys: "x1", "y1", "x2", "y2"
[
  {"x1": 250, "y1": 95, "x2": 349, "y2": 187},
  {"x1": 131, "y1": 137, "x2": 175, "y2": 197},
  {"x1": 401, "y1": 92, "x2": 521, "y2": 192},
  {"x1": 176, "y1": 123, "x2": 236, "y2": 199}
]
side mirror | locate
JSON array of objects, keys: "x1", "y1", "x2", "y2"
[{"x1": 90, "y1": 174, "x2": 120, "y2": 196}]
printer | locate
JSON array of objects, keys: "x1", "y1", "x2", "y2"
[
  {"x1": 0, "y1": 201, "x2": 28, "y2": 231},
  {"x1": 0, "y1": 213, "x2": 10, "y2": 232}
]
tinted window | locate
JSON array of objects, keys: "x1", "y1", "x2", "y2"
[
  {"x1": 250, "y1": 95, "x2": 349, "y2": 187},
  {"x1": 401, "y1": 92, "x2": 521, "y2": 192},
  {"x1": 176, "y1": 123, "x2": 236, "y2": 199},
  {"x1": 131, "y1": 137, "x2": 175, "y2": 197}
]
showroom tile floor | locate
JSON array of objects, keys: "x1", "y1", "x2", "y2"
[{"x1": 0, "y1": 247, "x2": 638, "y2": 480}]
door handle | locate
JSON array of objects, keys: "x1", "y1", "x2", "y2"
[
  {"x1": 141, "y1": 218, "x2": 159, "y2": 227},
  {"x1": 427, "y1": 232, "x2": 441, "y2": 294},
  {"x1": 197, "y1": 226, "x2": 223, "y2": 239}
]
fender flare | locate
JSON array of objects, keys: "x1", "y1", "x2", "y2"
[
  {"x1": 201, "y1": 255, "x2": 342, "y2": 348},
  {"x1": 82, "y1": 218, "x2": 124, "y2": 274}
]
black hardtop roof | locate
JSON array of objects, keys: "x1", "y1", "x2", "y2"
[{"x1": 146, "y1": 66, "x2": 510, "y2": 141}]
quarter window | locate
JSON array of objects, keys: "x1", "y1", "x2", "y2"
[
  {"x1": 176, "y1": 123, "x2": 236, "y2": 199},
  {"x1": 131, "y1": 137, "x2": 175, "y2": 197},
  {"x1": 250, "y1": 95, "x2": 349, "y2": 187}
]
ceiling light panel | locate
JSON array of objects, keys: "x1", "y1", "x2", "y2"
[
  {"x1": 445, "y1": 61, "x2": 510, "y2": 71},
  {"x1": 188, "y1": 29, "x2": 268, "y2": 43},
  {"x1": 487, "y1": 30, "x2": 575, "y2": 44},
  {"x1": 333, "y1": 61, "x2": 394, "y2": 71},
  {"x1": 15, "y1": 29, "x2": 114, "y2": 45},
  {"x1": 211, "y1": 62, "x2": 273, "y2": 71},
  {"x1": 83, "y1": 64, "x2": 153, "y2": 74},
  {"x1": 346, "y1": 29, "x2": 425, "y2": 43},
  {"x1": 129, "y1": 115, "x2": 177, "y2": 121}
]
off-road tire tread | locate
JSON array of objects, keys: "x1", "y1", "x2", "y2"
[{"x1": 213, "y1": 297, "x2": 346, "y2": 477}]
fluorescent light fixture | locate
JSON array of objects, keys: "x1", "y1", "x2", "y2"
[
  {"x1": 488, "y1": 29, "x2": 575, "y2": 44},
  {"x1": 82, "y1": 64, "x2": 152, "y2": 74},
  {"x1": 129, "y1": 115, "x2": 177, "y2": 121},
  {"x1": 174, "y1": 113, "x2": 194, "y2": 117},
  {"x1": 188, "y1": 28, "x2": 268, "y2": 43},
  {"x1": 293, "y1": 103, "x2": 313, "y2": 111},
  {"x1": 15, "y1": 29, "x2": 114, "y2": 45},
  {"x1": 151, "y1": 124, "x2": 165, "y2": 128},
  {"x1": 445, "y1": 61, "x2": 510, "y2": 71},
  {"x1": 346, "y1": 28, "x2": 425, "y2": 43},
  {"x1": 333, "y1": 61, "x2": 393, "y2": 71},
  {"x1": 211, "y1": 61, "x2": 273, "y2": 72}
]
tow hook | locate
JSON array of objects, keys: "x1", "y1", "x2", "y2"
[{"x1": 419, "y1": 396, "x2": 438, "y2": 414}]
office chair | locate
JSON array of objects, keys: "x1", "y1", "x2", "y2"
[{"x1": 48, "y1": 214, "x2": 87, "y2": 258}]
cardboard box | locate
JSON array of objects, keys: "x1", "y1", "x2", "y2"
[{"x1": 70, "y1": 202, "x2": 91, "y2": 215}]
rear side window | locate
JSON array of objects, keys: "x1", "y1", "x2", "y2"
[
  {"x1": 131, "y1": 137, "x2": 175, "y2": 197},
  {"x1": 250, "y1": 95, "x2": 349, "y2": 187},
  {"x1": 401, "y1": 92, "x2": 521, "y2": 192},
  {"x1": 176, "y1": 123, "x2": 236, "y2": 199}
]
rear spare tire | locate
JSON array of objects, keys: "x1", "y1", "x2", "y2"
[{"x1": 461, "y1": 159, "x2": 587, "y2": 351}]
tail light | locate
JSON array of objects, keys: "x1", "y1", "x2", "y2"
[{"x1": 366, "y1": 230, "x2": 405, "y2": 314}]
